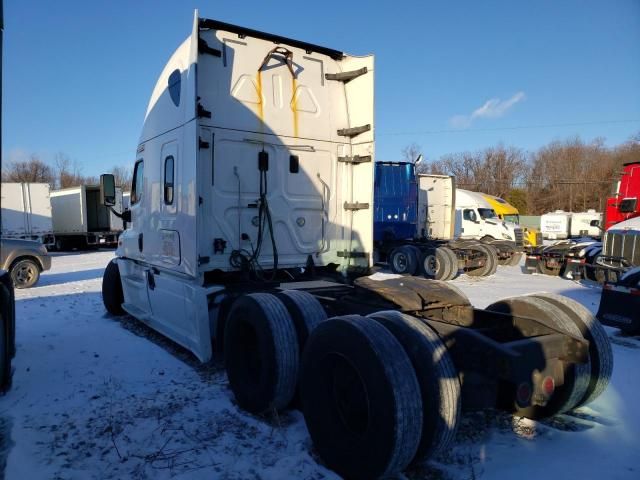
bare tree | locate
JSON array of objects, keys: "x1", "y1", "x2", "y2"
[
  {"x1": 110, "y1": 166, "x2": 133, "y2": 191},
  {"x1": 55, "y1": 152, "x2": 89, "y2": 189},
  {"x1": 2, "y1": 155, "x2": 55, "y2": 184},
  {"x1": 401, "y1": 143, "x2": 422, "y2": 163}
]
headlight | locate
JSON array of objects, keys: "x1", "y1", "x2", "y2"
[{"x1": 501, "y1": 233, "x2": 513, "y2": 240}]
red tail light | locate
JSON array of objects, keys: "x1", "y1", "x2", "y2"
[{"x1": 542, "y1": 376, "x2": 555, "y2": 396}]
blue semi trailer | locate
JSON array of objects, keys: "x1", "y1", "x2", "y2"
[{"x1": 374, "y1": 162, "x2": 497, "y2": 279}]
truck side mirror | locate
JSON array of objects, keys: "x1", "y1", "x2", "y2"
[{"x1": 100, "y1": 174, "x2": 116, "y2": 206}]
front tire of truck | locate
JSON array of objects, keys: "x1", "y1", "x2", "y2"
[
  {"x1": 300, "y1": 315, "x2": 422, "y2": 480},
  {"x1": 487, "y1": 296, "x2": 591, "y2": 419},
  {"x1": 102, "y1": 260, "x2": 125, "y2": 316},
  {"x1": 528, "y1": 293, "x2": 612, "y2": 407},
  {"x1": 224, "y1": 293, "x2": 299, "y2": 414},
  {"x1": 368, "y1": 310, "x2": 461, "y2": 462},
  {"x1": 389, "y1": 246, "x2": 419, "y2": 275}
]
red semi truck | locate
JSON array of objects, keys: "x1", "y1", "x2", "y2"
[{"x1": 605, "y1": 161, "x2": 640, "y2": 229}]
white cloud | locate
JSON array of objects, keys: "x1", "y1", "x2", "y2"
[{"x1": 450, "y1": 91, "x2": 526, "y2": 128}]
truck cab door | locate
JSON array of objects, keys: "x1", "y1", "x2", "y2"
[
  {"x1": 118, "y1": 157, "x2": 153, "y2": 319},
  {"x1": 461, "y1": 208, "x2": 481, "y2": 238}
]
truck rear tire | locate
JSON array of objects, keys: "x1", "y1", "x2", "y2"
[
  {"x1": 421, "y1": 247, "x2": 455, "y2": 281},
  {"x1": 497, "y1": 244, "x2": 516, "y2": 266},
  {"x1": 483, "y1": 244, "x2": 499, "y2": 275},
  {"x1": 276, "y1": 290, "x2": 327, "y2": 352},
  {"x1": 486, "y1": 296, "x2": 591, "y2": 419},
  {"x1": 444, "y1": 247, "x2": 459, "y2": 279},
  {"x1": 466, "y1": 245, "x2": 496, "y2": 277},
  {"x1": 300, "y1": 315, "x2": 422, "y2": 480},
  {"x1": 55, "y1": 237, "x2": 66, "y2": 251},
  {"x1": 389, "y1": 246, "x2": 419, "y2": 275},
  {"x1": 528, "y1": 293, "x2": 612, "y2": 407},
  {"x1": 224, "y1": 293, "x2": 299, "y2": 414},
  {"x1": 102, "y1": 260, "x2": 125, "y2": 316},
  {"x1": 367, "y1": 311, "x2": 461, "y2": 461}
]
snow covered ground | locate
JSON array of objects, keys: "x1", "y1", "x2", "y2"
[{"x1": 0, "y1": 251, "x2": 638, "y2": 479}]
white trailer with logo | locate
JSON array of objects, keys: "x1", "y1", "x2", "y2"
[
  {"x1": 50, "y1": 185, "x2": 123, "y2": 250},
  {"x1": 1, "y1": 182, "x2": 55, "y2": 247},
  {"x1": 97, "y1": 12, "x2": 611, "y2": 480},
  {"x1": 541, "y1": 210, "x2": 572, "y2": 239}
]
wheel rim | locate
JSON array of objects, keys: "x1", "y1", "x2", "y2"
[
  {"x1": 392, "y1": 252, "x2": 409, "y2": 273},
  {"x1": 14, "y1": 263, "x2": 37, "y2": 286},
  {"x1": 328, "y1": 353, "x2": 369, "y2": 436},
  {"x1": 424, "y1": 254, "x2": 438, "y2": 276}
]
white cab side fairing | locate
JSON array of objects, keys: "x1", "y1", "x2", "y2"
[{"x1": 117, "y1": 15, "x2": 211, "y2": 360}]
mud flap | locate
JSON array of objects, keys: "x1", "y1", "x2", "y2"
[
  {"x1": 597, "y1": 273, "x2": 640, "y2": 333},
  {"x1": 563, "y1": 258, "x2": 584, "y2": 280},
  {"x1": 524, "y1": 255, "x2": 540, "y2": 274}
]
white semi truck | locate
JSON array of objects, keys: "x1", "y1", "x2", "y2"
[
  {"x1": 454, "y1": 189, "x2": 524, "y2": 245},
  {"x1": 1, "y1": 182, "x2": 55, "y2": 247},
  {"x1": 50, "y1": 185, "x2": 124, "y2": 250},
  {"x1": 416, "y1": 176, "x2": 524, "y2": 265},
  {"x1": 98, "y1": 13, "x2": 611, "y2": 479}
]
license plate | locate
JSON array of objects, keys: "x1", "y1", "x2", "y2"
[{"x1": 99, "y1": 238, "x2": 106, "y2": 244}]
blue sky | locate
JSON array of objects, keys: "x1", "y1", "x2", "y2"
[{"x1": 3, "y1": 0, "x2": 640, "y2": 176}]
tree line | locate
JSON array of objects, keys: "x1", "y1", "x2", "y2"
[
  {"x1": 1, "y1": 153, "x2": 132, "y2": 191},
  {"x1": 405, "y1": 132, "x2": 640, "y2": 214}
]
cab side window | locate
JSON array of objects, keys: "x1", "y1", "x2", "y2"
[
  {"x1": 463, "y1": 209, "x2": 477, "y2": 222},
  {"x1": 131, "y1": 160, "x2": 144, "y2": 205},
  {"x1": 164, "y1": 156, "x2": 174, "y2": 205}
]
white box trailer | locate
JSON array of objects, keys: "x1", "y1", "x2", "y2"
[
  {"x1": 541, "y1": 210, "x2": 572, "y2": 240},
  {"x1": 570, "y1": 210, "x2": 602, "y2": 238},
  {"x1": 417, "y1": 174, "x2": 456, "y2": 240},
  {"x1": 50, "y1": 185, "x2": 123, "y2": 249},
  {"x1": 98, "y1": 13, "x2": 611, "y2": 479},
  {"x1": 1, "y1": 182, "x2": 55, "y2": 246}
]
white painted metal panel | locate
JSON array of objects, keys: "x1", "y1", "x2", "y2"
[
  {"x1": 195, "y1": 25, "x2": 374, "y2": 273},
  {"x1": 541, "y1": 211, "x2": 572, "y2": 239},
  {"x1": 1, "y1": 183, "x2": 27, "y2": 237},
  {"x1": 1, "y1": 183, "x2": 53, "y2": 241},
  {"x1": 50, "y1": 186, "x2": 86, "y2": 234},
  {"x1": 24, "y1": 183, "x2": 53, "y2": 236},
  {"x1": 418, "y1": 174, "x2": 455, "y2": 240}
]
